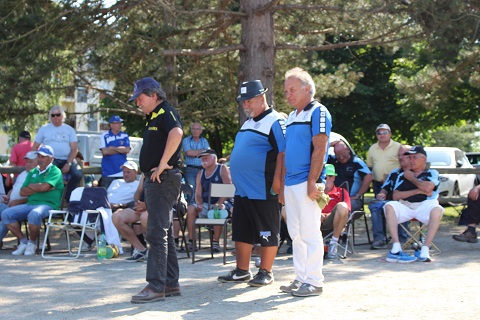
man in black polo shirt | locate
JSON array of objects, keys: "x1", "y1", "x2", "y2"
[{"x1": 128, "y1": 77, "x2": 184, "y2": 304}]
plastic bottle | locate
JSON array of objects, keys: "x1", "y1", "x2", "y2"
[
  {"x1": 213, "y1": 204, "x2": 220, "y2": 219},
  {"x1": 97, "y1": 233, "x2": 107, "y2": 260}
]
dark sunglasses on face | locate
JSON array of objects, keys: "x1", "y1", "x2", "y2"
[
  {"x1": 51, "y1": 113, "x2": 62, "y2": 117},
  {"x1": 376, "y1": 130, "x2": 389, "y2": 135}
]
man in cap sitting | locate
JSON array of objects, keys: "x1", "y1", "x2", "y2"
[
  {"x1": 1, "y1": 145, "x2": 64, "y2": 256},
  {"x1": 384, "y1": 146, "x2": 444, "y2": 263},
  {"x1": 186, "y1": 149, "x2": 232, "y2": 252},
  {"x1": 99, "y1": 115, "x2": 131, "y2": 189},
  {"x1": 0, "y1": 151, "x2": 38, "y2": 248}
]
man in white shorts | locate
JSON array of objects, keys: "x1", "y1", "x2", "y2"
[{"x1": 384, "y1": 146, "x2": 444, "y2": 263}]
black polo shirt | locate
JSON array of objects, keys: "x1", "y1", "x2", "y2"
[{"x1": 140, "y1": 101, "x2": 183, "y2": 173}]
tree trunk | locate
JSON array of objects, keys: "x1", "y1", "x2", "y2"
[{"x1": 237, "y1": 0, "x2": 276, "y2": 125}]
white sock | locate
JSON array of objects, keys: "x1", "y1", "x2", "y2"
[
  {"x1": 391, "y1": 242, "x2": 402, "y2": 254},
  {"x1": 420, "y1": 245, "x2": 430, "y2": 258},
  {"x1": 330, "y1": 236, "x2": 339, "y2": 244}
]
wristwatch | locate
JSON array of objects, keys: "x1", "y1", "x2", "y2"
[{"x1": 67, "y1": 161, "x2": 72, "y2": 166}]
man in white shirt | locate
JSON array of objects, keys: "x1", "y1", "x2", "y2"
[
  {"x1": 107, "y1": 161, "x2": 140, "y2": 206},
  {"x1": 0, "y1": 152, "x2": 38, "y2": 247}
]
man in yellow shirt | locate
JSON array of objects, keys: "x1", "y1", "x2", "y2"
[{"x1": 366, "y1": 124, "x2": 401, "y2": 196}]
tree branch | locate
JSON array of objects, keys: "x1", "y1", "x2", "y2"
[{"x1": 163, "y1": 44, "x2": 244, "y2": 56}]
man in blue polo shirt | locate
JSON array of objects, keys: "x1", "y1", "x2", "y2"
[
  {"x1": 218, "y1": 80, "x2": 285, "y2": 287},
  {"x1": 182, "y1": 122, "x2": 210, "y2": 197},
  {"x1": 281, "y1": 67, "x2": 331, "y2": 297},
  {"x1": 99, "y1": 115, "x2": 131, "y2": 188}
]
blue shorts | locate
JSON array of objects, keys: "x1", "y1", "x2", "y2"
[{"x1": 1, "y1": 204, "x2": 53, "y2": 226}]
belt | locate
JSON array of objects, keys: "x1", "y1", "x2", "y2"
[
  {"x1": 186, "y1": 165, "x2": 203, "y2": 169},
  {"x1": 144, "y1": 168, "x2": 180, "y2": 177}
]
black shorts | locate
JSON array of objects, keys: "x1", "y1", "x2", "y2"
[{"x1": 231, "y1": 195, "x2": 281, "y2": 246}]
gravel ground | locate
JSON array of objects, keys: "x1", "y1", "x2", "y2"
[{"x1": 0, "y1": 221, "x2": 479, "y2": 320}]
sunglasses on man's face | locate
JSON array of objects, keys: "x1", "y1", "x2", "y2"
[
  {"x1": 51, "y1": 113, "x2": 62, "y2": 118},
  {"x1": 376, "y1": 130, "x2": 389, "y2": 135}
]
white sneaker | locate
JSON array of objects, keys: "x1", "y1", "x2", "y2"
[
  {"x1": 24, "y1": 242, "x2": 37, "y2": 256},
  {"x1": 12, "y1": 243, "x2": 27, "y2": 255}
]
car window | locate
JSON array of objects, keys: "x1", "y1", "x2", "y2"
[{"x1": 427, "y1": 150, "x2": 451, "y2": 166}]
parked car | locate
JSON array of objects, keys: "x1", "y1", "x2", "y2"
[
  {"x1": 465, "y1": 152, "x2": 480, "y2": 185},
  {"x1": 425, "y1": 147, "x2": 475, "y2": 197}
]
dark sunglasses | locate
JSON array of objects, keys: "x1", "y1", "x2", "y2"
[{"x1": 51, "y1": 113, "x2": 62, "y2": 118}]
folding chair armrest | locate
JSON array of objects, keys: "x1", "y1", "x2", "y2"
[{"x1": 47, "y1": 210, "x2": 67, "y2": 223}]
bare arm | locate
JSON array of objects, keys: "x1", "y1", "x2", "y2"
[
  {"x1": 101, "y1": 146, "x2": 131, "y2": 156},
  {"x1": 272, "y1": 151, "x2": 285, "y2": 195},
  {"x1": 308, "y1": 133, "x2": 329, "y2": 201},
  {"x1": 351, "y1": 174, "x2": 374, "y2": 200},
  {"x1": 20, "y1": 183, "x2": 54, "y2": 197},
  {"x1": 150, "y1": 127, "x2": 184, "y2": 183},
  {"x1": 31, "y1": 142, "x2": 40, "y2": 151}
]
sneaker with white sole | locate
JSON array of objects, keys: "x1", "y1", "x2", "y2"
[
  {"x1": 248, "y1": 269, "x2": 274, "y2": 287},
  {"x1": 218, "y1": 268, "x2": 252, "y2": 283},
  {"x1": 12, "y1": 243, "x2": 27, "y2": 255},
  {"x1": 386, "y1": 250, "x2": 417, "y2": 263},
  {"x1": 280, "y1": 280, "x2": 303, "y2": 293},
  {"x1": 414, "y1": 249, "x2": 431, "y2": 262},
  {"x1": 126, "y1": 248, "x2": 147, "y2": 262},
  {"x1": 291, "y1": 283, "x2": 323, "y2": 297},
  {"x1": 212, "y1": 241, "x2": 221, "y2": 253},
  {"x1": 326, "y1": 242, "x2": 338, "y2": 259},
  {"x1": 24, "y1": 242, "x2": 37, "y2": 256}
]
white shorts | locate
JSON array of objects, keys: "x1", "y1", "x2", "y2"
[{"x1": 384, "y1": 199, "x2": 444, "y2": 224}]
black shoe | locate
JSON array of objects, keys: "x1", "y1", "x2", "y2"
[
  {"x1": 218, "y1": 268, "x2": 252, "y2": 283},
  {"x1": 248, "y1": 269, "x2": 274, "y2": 287},
  {"x1": 126, "y1": 249, "x2": 148, "y2": 262}
]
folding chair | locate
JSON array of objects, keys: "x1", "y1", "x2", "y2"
[
  {"x1": 173, "y1": 182, "x2": 193, "y2": 258},
  {"x1": 323, "y1": 210, "x2": 366, "y2": 258},
  {"x1": 191, "y1": 183, "x2": 235, "y2": 264},
  {"x1": 400, "y1": 218, "x2": 441, "y2": 254},
  {"x1": 41, "y1": 187, "x2": 108, "y2": 259}
]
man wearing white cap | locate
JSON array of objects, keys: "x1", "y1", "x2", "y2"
[
  {"x1": 99, "y1": 115, "x2": 131, "y2": 189},
  {"x1": 0, "y1": 151, "x2": 38, "y2": 248},
  {"x1": 1, "y1": 145, "x2": 64, "y2": 255},
  {"x1": 106, "y1": 160, "x2": 140, "y2": 205},
  {"x1": 367, "y1": 124, "x2": 401, "y2": 196}
]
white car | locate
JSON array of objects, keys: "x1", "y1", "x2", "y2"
[{"x1": 425, "y1": 147, "x2": 475, "y2": 197}]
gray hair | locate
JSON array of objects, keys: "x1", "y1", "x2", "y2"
[
  {"x1": 143, "y1": 87, "x2": 167, "y2": 101},
  {"x1": 49, "y1": 105, "x2": 66, "y2": 123},
  {"x1": 285, "y1": 67, "x2": 316, "y2": 98}
]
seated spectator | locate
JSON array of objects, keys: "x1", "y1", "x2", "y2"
[
  {"x1": 32, "y1": 105, "x2": 82, "y2": 200},
  {"x1": 1, "y1": 146, "x2": 64, "y2": 256},
  {"x1": 321, "y1": 164, "x2": 350, "y2": 259},
  {"x1": 107, "y1": 161, "x2": 140, "y2": 207},
  {"x1": 384, "y1": 146, "x2": 443, "y2": 263},
  {"x1": 452, "y1": 185, "x2": 480, "y2": 243},
  {"x1": 186, "y1": 149, "x2": 232, "y2": 252},
  {"x1": 0, "y1": 151, "x2": 38, "y2": 248},
  {"x1": 112, "y1": 176, "x2": 149, "y2": 262},
  {"x1": 81, "y1": 160, "x2": 140, "y2": 250},
  {"x1": 368, "y1": 145, "x2": 411, "y2": 249},
  {"x1": 327, "y1": 141, "x2": 373, "y2": 212}
]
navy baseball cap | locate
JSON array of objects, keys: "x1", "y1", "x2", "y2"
[
  {"x1": 196, "y1": 149, "x2": 217, "y2": 157},
  {"x1": 404, "y1": 145, "x2": 427, "y2": 156},
  {"x1": 128, "y1": 77, "x2": 160, "y2": 102},
  {"x1": 109, "y1": 115, "x2": 124, "y2": 123},
  {"x1": 236, "y1": 80, "x2": 268, "y2": 102}
]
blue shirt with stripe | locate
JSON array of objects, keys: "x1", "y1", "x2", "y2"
[
  {"x1": 327, "y1": 154, "x2": 372, "y2": 197},
  {"x1": 285, "y1": 101, "x2": 332, "y2": 186},
  {"x1": 100, "y1": 130, "x2": 130, "y2": 176},
  {"x1": 230, "y1": 108, "x2": 286, "y2": 200}
]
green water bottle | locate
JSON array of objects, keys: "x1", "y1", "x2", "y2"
[
  {"x1": 97, "y1": 233, "x2": 107, "y2": 260},
  {"x1": 214, "y1": 204, "x2": 220, "y2": 219}
]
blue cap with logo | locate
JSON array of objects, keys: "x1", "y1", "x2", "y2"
[
  {"x1": 109, "y1": 115, "x2": 124, "y2": 123},
  {"x1": 36, "y1": 145, "x2": 54, "y2": 157},
  {"x1": 128, "y1": 77, "x2": 161, "y2": 102},
  {"x1": 236, "y1": 80, "x2": 268, "y2": 102}
]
